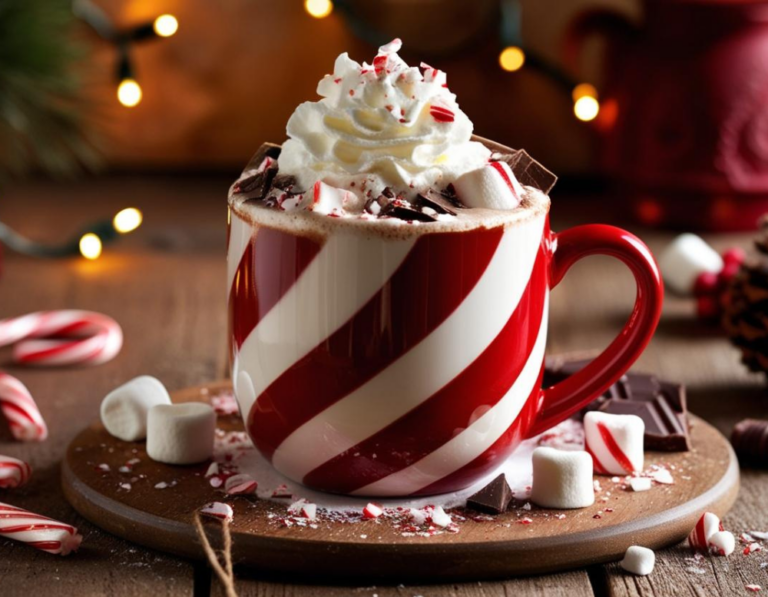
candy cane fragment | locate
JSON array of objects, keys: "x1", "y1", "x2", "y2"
[
  {"x1": 0, "y1": 455, "x2": 31, "y2": 488},
  {"x1": 0, "y1": 501, "x2": 82, "y2": 555},
  {"x1": 0, "y1": 373, "x2": 47, "y2": 441}
]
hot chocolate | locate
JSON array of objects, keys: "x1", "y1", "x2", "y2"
[{"x1": 227, "y1": 40, "x2": 663, "y2": 497}]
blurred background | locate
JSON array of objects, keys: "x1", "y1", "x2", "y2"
[{"x1": 2, "y1": 0, "x2": 768, "y2": 253}]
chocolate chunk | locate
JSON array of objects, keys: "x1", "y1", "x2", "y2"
[
  {"x1": 466, "y1": 473, "x2": 512, "y2": 514},
  {"x1": 380, "y1": 200, "x2": 437, "y2": 222},
  {"x1": 233, "y1": 166, "x2": 277, "y2": 201},
  {"x1": 414, "y1": 190, "x2": 457, "y2": 216},
  {"x1": 381, "y1": 187, "x2": 395, "y2": 199},
  {"x1": 543, "y1": 357, "x2": 691, "y2": 451},
  {"x1": 244, "y1": 142, "x2": 281, "y2": 171},
  {"x1": 272, "y1": 174, "x2": 300, "y2": 193},
  {"x1": 731, "y1": 419, "x2": 768, "y2": 465},
  {"x1": 364, "y1": 195, "x2": 390, "y2": 216},
  {"x1": 495, "y1": 149, "x2": 557, "y2": 194}
]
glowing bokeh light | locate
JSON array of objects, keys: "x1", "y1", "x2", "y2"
[
  {"x1": 499, "y1": 46, "x2": 526, "y2": 72},
  {"x1": 117, "y1": 79, "x2": 142, "y2": 107},
  {"x1": 305, "y1": 0, "x2": 333, "y2": 18},
  {"x1": 79, "y1": 233, "x2": 103, "y2": 260},
  {"x1": 113, "y1": 208, "x2": 143, "y2": 234},
  {"x1": 574, "y1": 96, "x2": 600, "y2": 122},
  {"x1": 153, "y1": 14, "x2": 179, "y2": 37}
]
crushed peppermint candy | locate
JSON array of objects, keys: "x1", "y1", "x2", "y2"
[
  {"x1": 363, "y1": 503, "x2": 384, "y2": 519},
  {"x1": 224, "y1": 473, "x2": 258, "y2": 496},
  {"x1": 630, "y1": 477, "x2": 652, "y2": 492},
  {"x1": 211, "y1": 391, "x2": 239, "y2": 416},
  {"x1": 200, "y1": 502, "x2": 233, "y2": 523}
]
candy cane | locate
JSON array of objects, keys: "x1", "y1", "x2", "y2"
[
  {"x1": 0, "y1": 455, "x2": 31, "y2": 488},
  {"x1": 0, "y1": 373, "x2": 47, "y2": 441},
  {"x1": 0, "y1": 501, "x2": 82, "y2": 555},
  {"x1": 0, "y1": 310, "x2": 123, "y2": 366}
]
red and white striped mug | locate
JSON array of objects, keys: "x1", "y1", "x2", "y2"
[{"x1": 227, "y1": 149, "x2": 663, "y2": 497}]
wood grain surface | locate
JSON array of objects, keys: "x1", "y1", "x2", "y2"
[
  {"x1": 0, "y1": 179, "x2": 766, "y2": 596},
  {"x1": 61, "y1": 382, "x2": 738, "y2": 582}
]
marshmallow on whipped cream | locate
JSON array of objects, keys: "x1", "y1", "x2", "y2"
[{"x1": 230, "y1": 40, "x2": 555, "y2": 220}]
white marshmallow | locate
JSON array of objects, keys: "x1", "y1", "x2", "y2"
[
  {"x1": 659, "y1": 233, "x2": 723, "y2": 295},
  {"x1": 100, "y1": 376, "x2": 172, "y2": 441},
  {"x1": 709, "y1": 530, "x2": 735, "y2": 556},
  {"x1": 146, "y1": 403, "x2": 216, "y2": 465},
  {"x1": 311, "y1": 181, "x2": 351, "y2": 216},
  {"x1": 530, "y1": 447, "x2": 595, "y2": 509},
  {"x1": 453, "y1": 161, "x2": 523, "y2": 211},
  {"x1": 584, "y1": 411, "x2": 644, "y2": 475},
  {"x1": 621, "y1": 545, "x2": 655, "y2": 576}
]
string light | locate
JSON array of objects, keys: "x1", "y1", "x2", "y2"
[
  {"x1": 74, "y1": 0, "x2": 178, "y2": 108},
  {"x1": 499, "y1": 46, "x2": 525, "y2": 72},
  {"x1": 153, "y1": 14, "x2": 179, "y2": 37},
  {"x1": 305, "y1": 0, "x2": 333, "y2": 19},
  {"x1": 574, "y1": 95, "x2": 600, "y2": 122},
  {"x1": 0, "y1": 206, "x2": 143, "y2": 261},
  {"x1": 572, "y1": 83, "x2": 600, "y2": 122},
  {"x1": 79, "y1": 234, "x2": 103, "y2": 260},
  {"x1": 117, "y1": 79, "x2": 142, "y2": 107},
  {"x1": 572, "y1": 83, "x2": 598, "y2": 102},
  {"x1": 113, "y1": 208, "x2": 143, "y2": 233}
]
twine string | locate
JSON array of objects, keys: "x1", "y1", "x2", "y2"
[{"x1": 193, "y1": 513, "x2": 238, "y2": 597}]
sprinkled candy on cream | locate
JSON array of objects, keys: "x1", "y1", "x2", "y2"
[{"x1": 277, "y1": 39, "x2": 491, "y2": 212}]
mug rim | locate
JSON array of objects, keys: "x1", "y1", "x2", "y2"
[{"x1": 228, "y1": 137, "x2": 551, "y2": 241}]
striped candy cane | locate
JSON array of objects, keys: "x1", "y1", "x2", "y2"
[
  {"x1": 0, "y1": 310, "x2": 123, "y2": 366},
  {"x1": 0, "y1": 373, "x2": 47, "y2": 441},
  {"x1": 0, "y1": 455, "x2": 32, "y2": 488},
  {"x1": 0, "y1": 501, "x2": 82, "y2": 555}
]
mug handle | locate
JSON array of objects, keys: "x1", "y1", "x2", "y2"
[{"x1": 526, "y1": 224, "x2": 664, "y2": 437}]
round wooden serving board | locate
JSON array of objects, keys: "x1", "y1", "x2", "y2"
[{"x1": 62, "y1": 381, "x2": 739, "y2": 582}]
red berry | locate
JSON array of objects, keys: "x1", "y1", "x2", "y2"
[
  {"x1": 722, "y1": 247, "x2": 745, "y2": 266},
  {"x1": 693, "y1": 271, "x2": 718, "y2": 296},
  {"x1": 696, "y1": 295, "x2": 720, "y2": 320}
]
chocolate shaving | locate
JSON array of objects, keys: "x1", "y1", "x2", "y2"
[
  {"x1": 272, "y1": 174, "x2": 300, "y2": 193},
  {"x1": 466, "y1": 473, "x2": 513, "y2": 514},
  {"x1": 495, "y1": 149, "x2": 557, "y2": 194},
  {"x1": 414, "y1": 190, "x2": 457, "y2": 216},
  {"x1": 380, "y1": 202, "x2": 437, "y2": 222},
  {"x1": 244, "y1": 142, "x2": 281, "y2": 172},
  {"x1": 364, "y1": 195, "x2": 390, "y2": 216},
  {"x1": 234, "y1": 166, "x2": 277, "y2": 201}
]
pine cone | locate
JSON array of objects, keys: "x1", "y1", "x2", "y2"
[{"x1": 723, "y1": 217, "x2": 768, "y2": 375}]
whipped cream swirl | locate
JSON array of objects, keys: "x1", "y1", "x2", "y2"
[{"x1": 278, "y1": 39, "x2": 490, "y2": 211}]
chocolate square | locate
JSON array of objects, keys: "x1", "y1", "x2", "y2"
[
  {"x1": 496, "y1": 149, "x2": 557, "y2": 194},
  {"x1": 543, "y1": 357, "x2": 691, "y2": 451},
  {"x1": 466, "y1": 473, "x2": 513, "y2": 514}
]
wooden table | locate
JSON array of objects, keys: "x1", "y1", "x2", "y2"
[{"x1": 1, "y1": 176, "x2": 765, "y2": 596}]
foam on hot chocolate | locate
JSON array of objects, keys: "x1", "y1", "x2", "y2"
[{"x1": 229, "y1": 166, "x2": 550, "y2": 241}]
